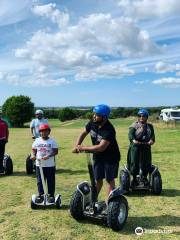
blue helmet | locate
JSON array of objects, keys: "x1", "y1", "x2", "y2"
[
  {"x1": 93, "y1": 104, "x2": 111, "y2": 117},
  {"x1": 138, "y1": 108, "x2": 149, "y2": 118}
]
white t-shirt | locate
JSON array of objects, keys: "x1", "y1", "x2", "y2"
[
  {"x1": 32, "y1": 137, "x2": 58, "y2": 167},
  {"x1": 30, "y1": 118, "x2": 48, "y2": 138}
]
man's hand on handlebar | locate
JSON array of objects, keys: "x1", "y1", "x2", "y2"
[{"x1": 72, "y1": 145, "x2": 85, "y2": 153}]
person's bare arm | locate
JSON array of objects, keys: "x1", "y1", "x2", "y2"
[
  {"x1": 76, "y1": 129, "x2": 88, "y2": 145},
  {"x1": 31, "y1": 148, "x2": 37, "y2": 160},
  {"x1": 72, "y1": 129, "x2": 88, "y2": 152},
  {"x1": 77, "y1": 139, "x2": 110, "y2": 153}
]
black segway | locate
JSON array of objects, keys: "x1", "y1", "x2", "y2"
[
  {"x1": 120, "y1": 143, "x2": 162, "y2": 195},
  {"x1": 70, "y1": 153, "x2": 128, "y2": 231},
  {"x1": 26, "y1": 154, "x2": 36, "y2": 174},
  {"x1": 31, "y1": 158, "x2": 61, "y2": 209},
  {"x1": 26, "y1": 136, "x2": 36, "y2": 174},
  {"x1": 0, "y1": 154, "x2": 13, "y2": 175}
]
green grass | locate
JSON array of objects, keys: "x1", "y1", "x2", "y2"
[{"x1": 0, "y1": 119, "x2": 180, "y2": 240}]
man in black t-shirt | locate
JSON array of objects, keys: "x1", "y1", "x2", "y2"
[{"x1": 72, "y1": 104, "x2": 120, "y2": 200}]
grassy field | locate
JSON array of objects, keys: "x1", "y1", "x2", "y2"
[{"x1": 0, "y1": 118, "x2": 179, "y2": 240}]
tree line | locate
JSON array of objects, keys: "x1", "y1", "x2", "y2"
[{"x1": 1, "y1": 95, "x2": 178, "y2": 127}]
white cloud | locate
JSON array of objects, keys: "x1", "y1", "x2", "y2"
[
  {"x1": 32, "y1": 3, "x2": 69, "y2": 29},
  {"x1": 152, "y1": 77, "x2": 180, "y2": 88},
  {"x1": 0, "y1": 72, "x2": 23, "y2": 86},
  {"x1": 0, "y1": 70, "x2": 70, "y2": 87},
  {"x1": 117, "y1": 0, "x2": 180, "y2": 20},
  {"x1": 75, "y1": 63, "x2": 134, "y2": 81},
  {"x1": 155, "y1": 61, "x2": 180, "y2": 73},
  {"x1": 26, "y1": 76, "x2": 70, "y2": 86},
  {"x1": 14, "y1": 4, "x2": 160, "y2": 86}
]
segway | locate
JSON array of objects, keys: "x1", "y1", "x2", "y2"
[
  {"x1": 26, "y1": 136, "x2": 36, "y2": 174},
  {"x1": 31, "y1": 158, "x2": 61, "y2": 209},
  {"x1": 0, "y1": 154, "x2": 13, "y2": 175},
  {"x1": 120, "y1": 143, "x2": 162, "y2": 195},
  {"x1": 26, "y1": 154, "x2": 36, "y2": 174},
  {"x1": 70, "y1": 153, "x2": 128, "y2": 231}
]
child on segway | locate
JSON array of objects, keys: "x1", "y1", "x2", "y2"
[
  {"x1": 31, "y1": 123, "x2": 58, "y2": 204},
  {"x1": 26, "y1": 109, "x2": 49, "y2": 174}
]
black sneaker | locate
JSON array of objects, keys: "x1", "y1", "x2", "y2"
[
  {"x1": 143, "y1": 177, "x2": 149, "y2": 187},
  {"x1": 95, "y1": 201, "x2": 107, "y2": 214},
  {"x1": 35, "y1": 195, "x2": 44, "y2": 204},
  {"x1": 48, "y1": 196, "x2": 55, "y2": 203},
  {"x1": 0, "y1": 167, "x2": 4, "y2": 174},
  {"x1": 131, "y1": 179, "x2": 138, "y2": 187}
]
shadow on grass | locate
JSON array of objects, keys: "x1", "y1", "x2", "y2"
[
  {"x1": 161, "y1": 188, "x2": 180, "y2": 197},
  {"x1": 122, "y1": 215, "x2": 180, "y2": 235},
  {"x1": 75, "y1": 215, "x2": 179, "y2": 235},
  {"x1": 124, "y1": 188, "x2": 180, "y2": 197},
  {"x1": 153, "y1": 150, "x2": 175, "y2": 154},
  {"x1": 11, "y1": 168, "x2": 87, "y2": 177},
  {"x1": 12, "y1": 171, "x2": 36, "y2": 178},
  {"x1": 56, "y1": 168, "x2": 87, "y2": 175},
  {"x1": 31, "y1": 204, "x2": 69, "y2": 210}
]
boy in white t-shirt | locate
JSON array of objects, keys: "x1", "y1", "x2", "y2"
[{"x1": 31, "y1": 123, "x2": 58, "y2": 203}]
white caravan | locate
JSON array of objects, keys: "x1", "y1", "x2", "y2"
[{"x1": 159, "y1": 108, "x2": 180, "y2": 121}]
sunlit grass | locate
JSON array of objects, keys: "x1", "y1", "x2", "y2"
[{"x1": 0, "y1": 119, "x2": 179, "y2": 239}]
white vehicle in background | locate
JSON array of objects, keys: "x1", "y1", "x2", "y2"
[{"x1": 159, "y1": 108, "x2": 180, "y2": 122}]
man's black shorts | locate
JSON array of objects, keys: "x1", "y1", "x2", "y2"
[{"x1": 93, "y1": 161, "x2": 119, "y2": 181}]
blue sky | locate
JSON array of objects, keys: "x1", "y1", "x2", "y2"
[{"x1": 0, "y1": 0, "x2": 180, "y2": 107}]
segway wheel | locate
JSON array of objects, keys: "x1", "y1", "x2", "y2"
[
  {"x1": 107, "y1": 196, "x2": 128, "y2": 231},
  {"x1": 152, "y1": 172, "x2": 162, "y2": 195},
  {"x1": 56, "y1": 195, "x2": 62, "y2": 209},
  {"x1": 4, "y1": 154, "x2": 13, "y2": 175},
  {"x1": 70, "y1": 190, "x2": 84, "y2": 220},
  {"x1": 31, "y1": 200, "x2": 37, "y2": 209},
  {"x1": 119, "y1": 169, "x2": 130, "y2": 192},
  {"x1": 26, "y1": 154, "x2": 34, "y2": 174}
]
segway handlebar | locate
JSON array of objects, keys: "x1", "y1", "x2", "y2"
[
  {"x1": 133, "y1": 141, "x2": 151, "y2": 145},
  {"x1": 72, "y1": 149, "x2": 94, "y2": 154}
]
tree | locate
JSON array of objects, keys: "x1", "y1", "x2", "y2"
[
  {"x1": 59, "y1": 107, "x2": 76, "y2": 122},
  {"x1": 2, "y1": 95, "x2": 34, "y2": 127}
]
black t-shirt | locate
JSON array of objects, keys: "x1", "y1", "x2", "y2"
[{"x1": 85, "y1": 120, "x2": 120, "y2": 164}]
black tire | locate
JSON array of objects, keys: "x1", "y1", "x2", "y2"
[
  {"x1": 31, "y1": 200, "x2": 37, "y2": 209},
  {"x1": 152, "y1": 172, "x2": 162, "y2": 195},
  {"x1": 56, "y1": 195, "x2": 62, "y2": 209},
  {"x1": 4, "y1": 155, "x2": 13, "y2": 175},
  {"x1": 107, "y1": 196, "x2": 128, "y2": 231},
  {"x1": 70, "y1": 190, "x2": 84, "y2": 220},
  {"x1": 119, "y1": 169, "x2": 130, "y2": 192},
  {"x1": 26, "y1": 154, "x2": 34, "y2": 174}
]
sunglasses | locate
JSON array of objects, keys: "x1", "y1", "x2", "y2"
[{"x1": 138, "y1": 114, "x2": 146, "y2": 118}]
